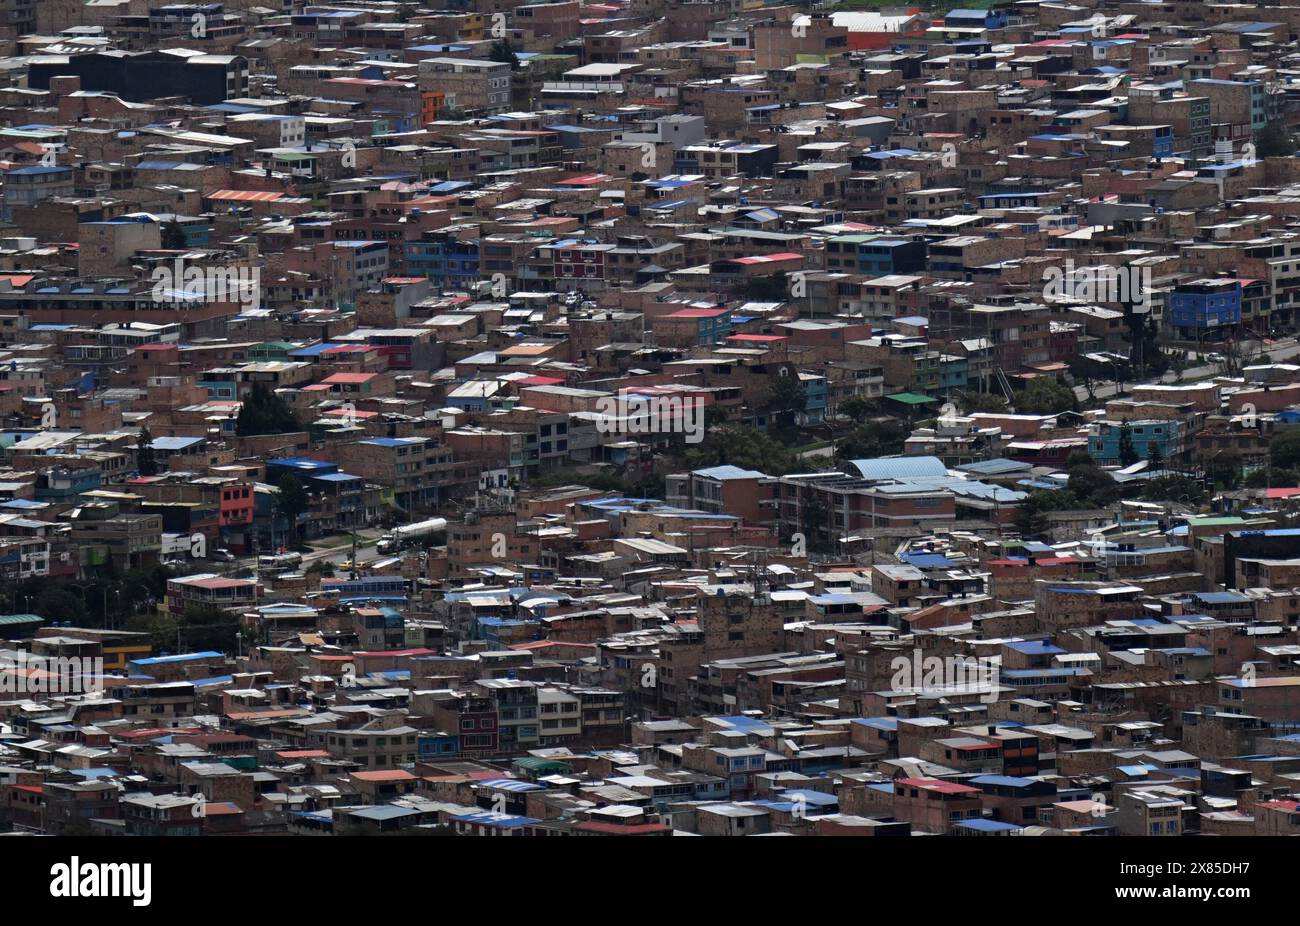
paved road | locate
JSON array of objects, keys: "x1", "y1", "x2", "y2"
[
  {"x1": 1073, "y1": 338, "x2": 1300, "y2": 403},
  {"x1": 208, "y1": 530, "x2": 385, "y2": 577}
]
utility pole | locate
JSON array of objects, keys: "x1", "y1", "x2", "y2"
[{"x1": 350, "y1": 527, "x2": 359, "y2": 580}]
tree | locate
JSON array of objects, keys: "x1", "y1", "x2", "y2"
[
  {"x1": 1256, "y1": 120, "x2": 1293, "y2": 158},
  {"x1": 1068, "y1": 355, "x2": 1128, "y2": 403},
  {"x1": 743, "y1": 271, "x2": 789, "y2": 302},
  {"x1": 177, "y1": 604, "x2": 239, "y2": 654},
  {"x1": 1013, "y1": 497, "x2": 1051, "y2": 539},
  {"x1": 839, "y1": 395, "x2": 873, "y2": 423},
  {"x1": 1270, "y1": 428, "x2": 1300, "y2": 471},
  {"x1": 954, "y1": 390, "x2": 1008, "y2": 414},
  {"x1": 159, "y1": 218, "x2": 188, "y2": 250},
  {"x1": 684, "y1": 425, "x2": 799, "y2": 476},
  {"x1": 236, "y1": 382, "x2": 301, "y2": 436},
  {"x1": 1068, "y1": 463, "x2": 1121, "y2": 507},
  {"x1": 274, "y1": 474, "x2": 311, "y2": 546},
  {"x1": 1126, "y1": 312, "x2": 1169, "y2": 380},
  {"x1": 1117, "y1": 422, "x2": 1139, "y2": 467},
  {"x1": 1067, "y1": 355, "x2": 1105, "y2": 402},
  {"x1": 1141, "y1": 474, "x2": 1206, "y2": 506},
  {"x1": 33, "y1": 585, "x2": 88, "y2": 626},
  {"x1": 1243, "y1": 466, "x2": 1300, "y2": 489},
  {"x1": 1206, "y1": 457, "x2": 1242, "y2": 490},
  {"x1": 1169, "y1": 349, "x2": 1190, "y2": 383},
  {"x1": 1016, "y1": 376, "x2": 1078, "y2": 414},
  {"x1": 1013, "y1": 490, "x2": 1080, "y2": 538},
  {"x1": 834, "y1": 419, "x2": 909, "y2": 463},
  {"x1": 136, "y1": 426, "x2": 159, "y2": 477},
  {"x1": 800, "y1": 492, "x2": 831, "y2": 550},
  {"x1": 1215, "y1": 339, "x2": 1260, "y2": 378},
  {"x1": 769, "y1": 374, "x2": 807, "y2": 428},
  {"x1": 490, "y1": 39, "x2": 521, "y2": 70},
  {"x1": 1146, "y1": 441, "x2": 1164, "y2": 473}
]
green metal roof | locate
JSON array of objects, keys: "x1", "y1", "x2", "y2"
[
  {"x1": 513, "y1": 757, "x2": 571, "y2": 771},
  {"x1": 0, "y1": 613, "x2": 44, "y2": 626},
  {"x1": 886, "y1": 392, "x2": 936, "y2": 405}
]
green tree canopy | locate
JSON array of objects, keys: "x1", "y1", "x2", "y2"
[
  {"x1": 1256, "y1": 120, "x2": 1293, "y2": 158},
  {"x1": 1013, "y1": 490, "x2": 1080, "y2": 538},
  {"x1": 834, "y1": 419, "x2": 909, "y2": 463},
  {"x1": 275, "y1": 474, "x2": 311, "y2": 545},
  {"x1": 159, "y1": 218, "x2": 188, "y2": 250},
  {"x1": 1140, "y1": 474, "x2": 1206, "y2": 506},
  {"x1": 684, "y1": 425, "x2": 799, "y2": 476},
  {"x1": 490, "y1": 39, "x2": 521, "y2": 70},
  {"x1": 1016, "y1": 376, "x2": 1078, "y2": 414},
  {"x1": 136, "y1": 426, "x2": 160, "y2": 477},
  {"x1": 1271, "y1": 428, "x2": 1300, "y2": 471},
  {"x1": 1068, "y1": 354, "x2": 1129, "y2": 403},
  {"x1": 1117, "y1": 422, "x2": 1139, "y2": 467},
  {"x1": 838, "y1": 395, "x2": 873, "y2": 423},
  {"x1": 769, "y1": 374, "x2": 807, "y2": 428},
  {"x1": 954, "y1": 390, "x2": 1008, "y2": 414},
  {"x1": 743, "y1": 271, "x2": 789, "y2": 302},
  {"x1": 236, "y1": 382, "x2": 301, "y2": 437},
  {"x1": 1068, "y1": 462, "x2": 1121, "y2": 507}
]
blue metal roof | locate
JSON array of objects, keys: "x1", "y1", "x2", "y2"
[
  {"x1": 478, "y1": 779, "x2": 545, "y2": 792},
  {"x1": 848, "y1": 455, "x2": 947, "y2": 480},
  {"x1": 955, "y1": 818, "x2": 1023, "y2": 832},
  {"x1": 693, "y1": 464, "x2": 765, "y2": 481},
  {"x1": 971, "y1": 774, "x2": 1040, "y2": 788},
  {"x1": 452, "y1": 812, "x2": 539, "y2": 827},
  {"x1": 130, "y1": 651, "x2": 221, "y2": 665},
  {"x1": 714, "y1": 715, "x2": 774, "y2": 734},
  {"x1": 899, "y1": 552, "x2": 956, "y2": 568},
  {"x1": 1196, "y1": 591, "x2": 1250, "y2": 604},
  {"x1": 1006, "y1": 641, "x2": 1065, "y2": 656}
]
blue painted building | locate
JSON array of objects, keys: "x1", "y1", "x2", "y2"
[
  {"x1": 1169, "y1": 278, "x2": 1241, "y2": 333},
  {"x1": 406, "y1": 230, "x2": 479, "y2": 290},
  {"x1": 417, "y1": 732, "x2": 460, "y2": 759},
  {"x1": 798, "y1": 372, "x2": 827, "y2": 423},
  {"x1": 826, "y1": 235, "x2": 926, "y2": 274},
  {"x1": 1089, "y1": 419, "x2": 1183, "y2": 464},
  {"x1": 944, "y1": 8, "x2": 1008, "y2": 28}
]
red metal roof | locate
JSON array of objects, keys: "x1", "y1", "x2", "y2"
[
  {"x1": 668, "y1": 307, "x2": 729, "y2": 318},
  {"x1": 896, "y1": 777, "x2": 980, "y2": 794},
  {"x1": 353, "y1": 648, "x2": 436, "y2": 658},
  {"x1": 208, "y1": 189, "x2": 286, "y2": 202},
  {"x1": 732, "y1": 252, "x2": 804, "y2": 264},
  {"x1": 351, "y1": 770, "x2": 418, "y2": 782},
  {"x1": 556, "y1": 173, "x2": 611, "y2": 186}
]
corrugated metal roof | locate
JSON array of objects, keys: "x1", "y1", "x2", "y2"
[{"x1": 848, "y1": 456, "x2": 947, "y2": 480}]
